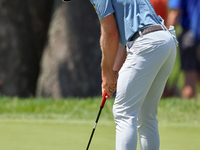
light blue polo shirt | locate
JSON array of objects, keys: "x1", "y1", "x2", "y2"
[{"x1": 90, "y1": 0, "x2": 162, "y2": 46}]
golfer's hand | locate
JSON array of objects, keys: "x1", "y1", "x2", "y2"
[{"x1": 101, "y1": 70, "x2": 118, "y2": 99}]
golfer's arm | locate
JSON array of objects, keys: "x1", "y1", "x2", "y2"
[
  {"x1": 100, "y1": 14, "x2": 119, "y2": 74},
  {"x1": 167, "y1": 9, "x2": 181, "y2": 28},
  {"x1": 113, "y1": 44, "x2": 126, "y2": 72}
]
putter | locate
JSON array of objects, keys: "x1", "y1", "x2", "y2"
[{"x1": 86, "y1": 91, "x2": 107, "y2": 150}]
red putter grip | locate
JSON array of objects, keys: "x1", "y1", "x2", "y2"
[{"x1": 100, "y1": 92, "x2": 107, "y2": 107}]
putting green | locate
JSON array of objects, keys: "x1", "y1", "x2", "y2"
[{"x1": 0, "y1": 120, "x2": 199, "y2": 150}]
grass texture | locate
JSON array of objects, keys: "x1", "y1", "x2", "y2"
[
  {"x1": 0, "y1": 97, "x2": 200, "y2": 123},
  {"x1": 0, "y1": 97, "x2": 200, "y2": 150}
]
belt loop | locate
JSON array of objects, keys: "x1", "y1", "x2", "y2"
[
  {"x1": 139, "y1": 30, "x2": 143, "y2": 38},
  {"x1": 163, "y1": 25, "x2": 168, "y2": 31},
  {"x1": 160, "y1": 25, "x2": 165, "y2": 31}
]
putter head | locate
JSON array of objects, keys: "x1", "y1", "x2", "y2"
[{"x1": 62, "y1": 0, "x2": 72, "y2": 2}]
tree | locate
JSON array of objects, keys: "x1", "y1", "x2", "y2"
[
  {"x1": 0, "y1": 0, "x2": 102, "y2": 98},
  {"x1": 36, "y1": 0, "x2": 102, "y2": 98},
  {"x1": 0, "y1": 0, "x2": 54, "y2": 97}
]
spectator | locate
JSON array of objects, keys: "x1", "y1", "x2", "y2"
[
  {"x1": 150, "y1": 0, "x2": 168, "y2": 22},
  {"x1": 167, "y1": 0, "x2": 200, "y2": 99}
]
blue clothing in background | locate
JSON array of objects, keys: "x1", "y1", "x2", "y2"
[
  {"x1": 168, "y1": 0, "x2": 199, "y2": 30},
  {"x1": 90, "y1": 0, "x2": 162, "y2": 47}
]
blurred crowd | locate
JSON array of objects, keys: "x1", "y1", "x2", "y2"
[{"x1": 150, "y1": 0, "x2": 200, "y2": 99}]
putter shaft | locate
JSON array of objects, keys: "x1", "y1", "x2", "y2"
[{"x1": 86, "y1": 92, "x2": 107, "y2": 150}]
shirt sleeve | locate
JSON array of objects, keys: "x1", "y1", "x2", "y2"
[
  {"x1": 168, "y1": 0, "x2": 182, "y2": 9},
  {"x1": 90, "y1": 0, "x2": 115, "y2": 20}
]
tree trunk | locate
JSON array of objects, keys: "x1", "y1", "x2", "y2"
[
  {"x1": 36, "y1": 0, "x2": 102, "y2": 98},
  {"x1": 0, "y1": 0, "x2": 54, "y2": 97}
]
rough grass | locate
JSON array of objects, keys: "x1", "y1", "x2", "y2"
[
  {"x1": 0, "y1": 97, "x2": 200, "y2": 124},
  {"x1": 158, "y1": 97, "x2": 200, "y2": 124}
]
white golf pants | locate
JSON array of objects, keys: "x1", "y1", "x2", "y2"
[{"x1": 113, "y1": 30, "x2": 176, "y2": 150}]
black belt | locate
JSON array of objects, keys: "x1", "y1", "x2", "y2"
[{"x1": 131, "y1": 25, "x2": 164, "y2": 41}]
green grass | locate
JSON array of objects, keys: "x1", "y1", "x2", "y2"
[
  {"x1": 0, "y1": 97, "x2": 200, "y2": 150},
  {"x1": 158, "y1": 98, "x2": 200, "y2": 124},
  {"x1": 0, "y1": 97, "x2": 200, "y2": 123}
]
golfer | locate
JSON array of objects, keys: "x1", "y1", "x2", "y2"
[{"x1": 90, "y1": 0, "x2": 177, "y2": 150}]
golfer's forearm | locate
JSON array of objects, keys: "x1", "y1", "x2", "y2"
[
  {"x1": 113, "y1": 44, "x2": 126, "y2": 72},
  {"x1": 100, "y1": 14, "x2": 119, "y2": 73},
  {"x1": 100, "y1": 31, "x2": 119, "y2": 73}
]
